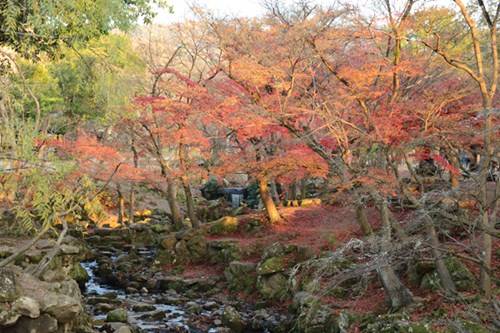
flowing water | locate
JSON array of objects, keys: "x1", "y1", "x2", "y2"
[{"x1": 82, "y1": 252, "x2": 199, "y2": 332}]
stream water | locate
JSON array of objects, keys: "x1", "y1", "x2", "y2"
[{"x1": 81, "y1": 250, "x2": 208, "y2": 333}]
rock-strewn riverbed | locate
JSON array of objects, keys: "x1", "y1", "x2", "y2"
[{"x1": 82, "y1": 225, "x2": 292, "y2": 333}]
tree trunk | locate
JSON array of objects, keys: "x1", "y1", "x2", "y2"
[
  {"x1": 270, "y1": 181, "x2": 280, "y2": 205},
  {"x1": 300, "y1": 179, "x2": 307, "y2": 199},
  {"x1": 128, "y1": 188, "x2": 135, "y2": 225},
  {"x1": 377, "y1": 264, "x2": 414, "y2": 309},
  {"x1": 449, "y1": 154, "x2": 460, "y2": 188},
  {"x1": 425, "y1": 217, "x2": 456, "y2": 295},
  {"x1": 29, "y1": 220, "x2": 68, "y2": 278},
  {"x1": 117, "y1": 185, "x2": 125, "y2": 225},
  {"x1": 0, "y1": 224, "x2": 50, "y2": 268},
  {"x1": 259, "y1": 177, "x2": 282, "y2": 224},
  {"x1": 355, "y1": 202, "x2": 373, "y2": 236},
  {"x1": 181, "y1": 175, "x2": 199, "y2": 228},
  {"x1": 390, "y1": 215, "x2": 408, "y2": 242},
  {"x1": 178, "y1": 142, "x2": 198, "y2": 228},
  {"x1": 167, "y1": 178, "x2": 184, "y2": 229},
  {"x1": 376, "y1": 195, "x2": 413, "y2": 309},
  {"x1": 288, "y1": 182, "x2": 297, "y2": 201},
  {"x1": 128, "y1": 137, "x2": 139, "y2": 225},
  {"x1": 478, "y1": 102, "x2": 493, "y2": 298}
]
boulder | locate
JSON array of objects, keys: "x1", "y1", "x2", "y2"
[
  {"x1": 106, "y1": 308, "x2": 128, "y2": 323},
  {"x1": 0, "y1": 303, "x2": 21, "y2": 326},
  {"x1": 13, "y1": 296, "x2": 40, "y2": 318},
  {"x1": 224, "y1": 261, "x2": 257, "y2": 292},
  {"x1": 160, "y1": 234, "x2": 177, "y2": 251},
  {"x1": 174, "y1": 240, "x2": 190, "y2": 264},
  {"x1": 40, "y1": 292, "x2": 82, "y2": 323},
  {"x1": 222, "y1": 306, "x2": 245, "y2": 333},
  {"x1": 3, "y1": 314, "x2": 58, "y2": 333},
  {"x1": 0, "y1": 268, "x2": 85, "y2": 330},
  {"x1": 69, "y1": 262, "x2": 90, "y2": 288},
  {"x1": 209, "y1": 216, "x2": 239, "y2": 235},
  {"x1": 208, "y1": 240, "x2": 241, "y2": 264},
  {"x1": 186, "y1": 234, "x2": 208, "y2": 263},
  {"x1": 151, "y1": 224, "x2": 170, "y2": 234},
  {"x1": 257, "y1": 273, "x2": 288, "y2": 300},
  {"x1": 293, "y1": 292, "x2": 337, "y2": 333}
]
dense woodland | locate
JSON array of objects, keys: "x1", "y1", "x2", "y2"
[{"x1": 0, "y1": 1, "x2": 498, "y2": 333}]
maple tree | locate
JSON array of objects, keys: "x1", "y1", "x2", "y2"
[{"x1": 1, "y1": 2, "x2": 499, "y2": 329}]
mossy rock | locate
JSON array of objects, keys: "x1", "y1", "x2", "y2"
[
  {"x1": 151, "y1": 224, "x2": 170, "y2": 234},
  {"x1": 262, "y1": 242, "x2": 297, "y2": 260},
  {"x1": 155, "y1": 249, "x2": 175, "y2": 265},
  {"x1": 257, "y1": 273, "x2": 288, "y2": 300},
  {"x1": 445, "y1": 257, "x2": 475, "y2": 291},
  {"x1": 243, "y1": 219, "x2": 263, "y2": 234},
  {"x1": 257, "y1": 256, "x2": 287, "y2": 275},
  {"x1": 208, "y1": 216, "x2": 239, "y2": 235},
  {"x1": 186, "y1": 234, "x2": 208, "y2": 263},
  {"x1": 208, "y1": 240, "x2": 241, "y2": 264},
  {"x1": 160, "y1": 234, "x2": 177, "y2": 251},
  {"x1": 420, "y1": 257, "x2": 474, "y2": 292},
  {"x1": 224, "y1": 261, "x2": 257, "y2": 292},
  {"x1": 408, "y1": 260, "x2": 435, "y2": 285},
  {"x1": 106, "y1": 308, "x2": 128, "y2": 323},
  {"x1": 222, "y1": 306, "x2": 245, "y2": 333},
  {"x1": 174, "y1": 240, "x2": 190, "y2": 264},
  {"x1": 293, "y1": 293, "x2": 337, "y2": 333},
  {"x1": 70, "y1": 262, "x2": 90, "y2": 288},
  {"x1": 360, "y1": 313, "x2": 434, "y2": 333}
]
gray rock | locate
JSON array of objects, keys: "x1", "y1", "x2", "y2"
[
  {"x1": 95, "y1": 303, "x2": 115, "y2": 313},
  {"x1": 60, "y1": 244, "x2": 80, "y2": 255},
  {"x1": 40, "y1": 292, "x2": 82, "y2": 323},
  {"x1": 0, "y1": 306, "x2": 21, "y2": 326},
  {"x1": 3, "y1": 313, "x2": 58, "y2": 333},
  {"x1": 139, "y1": 310, "x2": 165, "y2": 321},
  {"x1": 116, "y1": 326, "x2": 133, "y2": 333},
  {"x1": 13, "y1": 296, "x2": 40, "y2": 318},
  {"x1": 203, "y1": 301, "x2": 219, "y2": 310},
  {"x1": 222, "y1": 306, "x2": 244, "y2": 333},
  {"x1": 0, "y1": 268, "x2": 19, "y2": 302},
  {"x1": 132, "y1": 303, "x2": 156, "y2": 312},
  {"x1": 185, "y1": 301, "x2": 202, "y2": 314},
  {"x1": 293, "y1": 292, "x2": 336, "y2": 333},
  {"x1": 35, "y1": 239, "x2": 57, "y2": 250}
]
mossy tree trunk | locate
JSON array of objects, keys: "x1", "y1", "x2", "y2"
[{"x1": 376, "y1": 195, "x2": 413, "y2": 309}]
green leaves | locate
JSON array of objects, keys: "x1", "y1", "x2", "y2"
[{"x1": 0, "y1": 0, "x2": 168, "y2": 56}]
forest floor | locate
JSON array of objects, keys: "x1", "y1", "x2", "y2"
[{"x1": 166, "y1": 202, "x2": 499, "y2": 325}]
